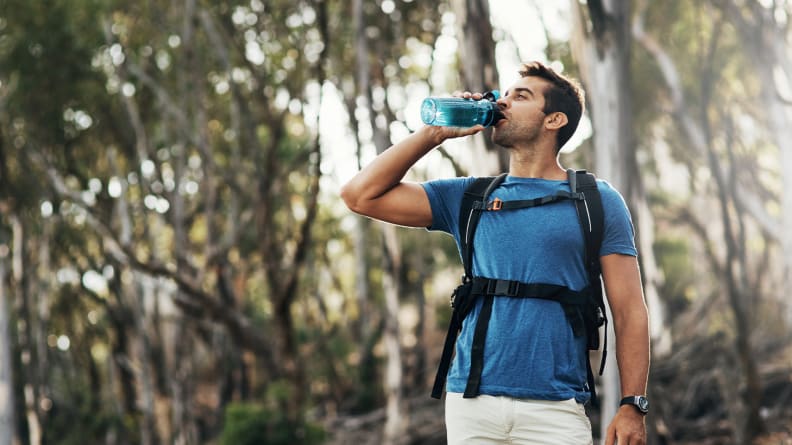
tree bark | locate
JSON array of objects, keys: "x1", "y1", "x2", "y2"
[
  {"x1": 381, "y1": 227, "x2": 406, "y2": 445},
  {"x1": 633, "y1": 4, "x2": 765, "y2": 440},
  {"x1": 9, "y1": 215, "x2": 42, "y2": 445},
  {"x1": 451, "y1": 0, "x2": 507, "y2": 175},
  {"x1": 570, "y1": 1, "x2": 634, "y2": 434},
  {"x1": 352, "y1": 0, "x2": 407, "y2": 440},
  {"x1": 0, "y1": 251, "x2": 16, "y2": 445},
  {"x1": 716, "y1": 0, "x2": 792, "y2": 328}
]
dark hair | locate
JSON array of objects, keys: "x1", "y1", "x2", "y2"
[{"x1": 518, "y1": 61, "x2": 584, "y2": 151}]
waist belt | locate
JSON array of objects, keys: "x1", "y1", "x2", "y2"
[{"x1": 431, "y1": 277, "x2": 597, "y2": 400}]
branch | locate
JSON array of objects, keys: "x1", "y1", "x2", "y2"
[
  {"x1": 40, "y1": 155, "x2": 276, "y2": 361},
  {"x1": 675, "y1": 206, "x2": 725, "y2": 279},
  {"x1": 633, "y1": 1, "x2": 783, "y2": 241},
  {"x1": 435, "y1": 145, "x2": 467, "y2": 177}
]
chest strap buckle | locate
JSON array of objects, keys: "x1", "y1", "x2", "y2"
[{"x1": 486, "y1": 198, "x2": 503, "y2": 211}]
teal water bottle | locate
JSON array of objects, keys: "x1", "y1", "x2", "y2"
[{"x1": 420, "y1": 90, "x2": 504, "y2": 127}]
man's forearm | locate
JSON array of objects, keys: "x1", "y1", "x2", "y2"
[{"x1": 614, "y1": 307, "x2": 650, "y2": 397}]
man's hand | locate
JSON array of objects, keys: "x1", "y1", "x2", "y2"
[
  {"x1": 422, "y1": 123, "x2": 485, "y2": 145},
  {"x1": 422, "y1": 90, "x2": 487, "y2": 143},
  {"x1": 605, "y1": 406, "x2": 647, "y2": 445}
]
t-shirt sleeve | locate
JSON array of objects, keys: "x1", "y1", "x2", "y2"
[
  {"x1": 421, "y1": 177, "x2": 476, "y2": 239},
  {"x1": 598, "y1": 180, "x2": 638, "y2": 257}
]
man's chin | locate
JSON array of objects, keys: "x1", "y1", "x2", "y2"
[{"x1": 491, "y1": 132, "x2": 512, "y2": 148}]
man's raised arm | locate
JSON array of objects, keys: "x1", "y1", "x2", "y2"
[{"x1": 340, "y1": 124, "x2": 483, "y2": 228}]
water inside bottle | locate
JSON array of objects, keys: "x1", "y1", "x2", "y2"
[{"x1": 420, "y1": 98, "x2": 498, "y2": 127}]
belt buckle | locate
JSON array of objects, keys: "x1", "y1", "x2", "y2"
[{"x1": 496, "y1": 280, "x2": 519, "y2": 296}]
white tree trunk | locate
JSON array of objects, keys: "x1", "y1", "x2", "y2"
[
  {"x1": 352, "y1": 0, "x2": 407, "y2": 441},
  {"x1": 10, "y1": 217, "x2": 41, "y2": 445},
  {"x1": 757, "y1": 36, "x2": 792, "y2": 327},
  {"x1": 0, "y1": 255, "x2": 15, "y2": 445},
  {"x1": 569, "y1": 2, "x2": 624, "y2": 433},
  {"x1": 570, "y1": 2, "x2": 669, "y2": 439},
  {"x1": 382, "y1": 226, "x2": 405, "y2": 445}
]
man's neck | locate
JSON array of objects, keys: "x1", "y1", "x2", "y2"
[{"x1": 507, "y1": 145, "x2": 565, "y2": 180}]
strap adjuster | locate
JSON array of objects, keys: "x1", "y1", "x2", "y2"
[{"x1": 487, "y1": 198, "x2": 503, "y2": 211}]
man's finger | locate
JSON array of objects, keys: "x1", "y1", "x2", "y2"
[{"x1": 604, "y1": 426, "x2": 617, "y2": 445}]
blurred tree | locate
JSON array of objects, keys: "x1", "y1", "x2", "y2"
[
  {"x1": 569, "y1": 2, "x2": 659, "y2": 438},
  {"x1": 342, "y1": 0, "x2": 447, "y2": 442},
  {"x1": 452, "y1": 0, "x2": 507, "y2": 174},
  {"x1": 1, "y1": 0, "x2": 331, "y2": 442},
  {"x1": 714, "y1": 0, "x2": 792, "y2": 329},
  {"x1": 0, "y1": 252, "x2": 13, "y2": 445},
  {"x1": 1, "y1": 1, "x2": 791, "y2": 444},
  {"x1": 633, "y1": 1, "x2": 773, "y2": 442}
]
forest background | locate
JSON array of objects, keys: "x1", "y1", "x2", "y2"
[{"x1": 1, "y1": 0, "x2": 791, "y2": 444}]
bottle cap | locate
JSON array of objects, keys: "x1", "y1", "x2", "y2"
[{"x1": 483, "y1": 90, "x2": 500, "y2": 102}]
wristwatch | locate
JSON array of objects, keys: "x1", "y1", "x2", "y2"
[{"x1": 619, "y1": 395, "x2": 649, "y2": 415}]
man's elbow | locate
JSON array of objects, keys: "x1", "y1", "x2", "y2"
[
  {"x1": 340, "y1": 182, "x2": 365, "y2": 214},
  {"x1": 614, "y1": 303, "x2": 649, "y2": 335}
]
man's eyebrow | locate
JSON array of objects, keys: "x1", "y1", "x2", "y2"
[{"x1": 506, "y1": 87, "x2": 535, "y2": 97}]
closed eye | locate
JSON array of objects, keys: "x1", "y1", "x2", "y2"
[{"x1": 512, "y1": 87, "x2": 534, "y2": 99}]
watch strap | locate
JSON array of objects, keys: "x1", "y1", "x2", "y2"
[{"x1": 619, "y1": 395, "x2": 649, "y2": 414}]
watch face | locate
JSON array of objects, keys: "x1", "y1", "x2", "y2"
[{"x1": 621, "y1": 396, "x2": 649, "y2": 414}]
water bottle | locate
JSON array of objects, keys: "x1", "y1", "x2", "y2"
[{"x1": 420, "y1": 90, "x2": 504, "y2": 127}]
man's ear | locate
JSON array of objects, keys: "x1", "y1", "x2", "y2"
[{"x1": 545, "y1": 112, "x2": 568, "y2": 130}]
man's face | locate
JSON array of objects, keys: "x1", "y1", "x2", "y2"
[{"x1": 491, "y1": 76, "x2": 550, "y2": 148}]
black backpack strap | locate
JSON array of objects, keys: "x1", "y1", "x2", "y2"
[
  {"x1": 568, "y1": 168, "x2": 606, "y2": 406},
  {"x1": 460, "y1": 174, "x2": 508, "y2": 278},
  {"x1": 568, "y1": 169, "x2": 604, "y2": 278},
  {"x1": 431, "y1": 174, "x2": 507, "y2": 399}
]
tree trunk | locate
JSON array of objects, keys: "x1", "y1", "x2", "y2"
[
  {"x1": 0, "y1": 252, "x2": 16, "y2": 445},
  {"x1": 569, "y1": 0, "x2": 633, "y2": 434},
  {"x1": 410, "y1": 253, "x2": 428, "y2": 391},
  {"x1": 633, "y1": 4, "x2": 765, "y2": 440},
  {"x1": 169, "y1": 1, "x2": 201, "y2": 441},
  {"x1": 352, "y1": 0, "x2": 408, "y2": 441},
  {"x1": 718, "y1": 0, "x2": 792, "y2": 328},
  {"x1": 381, "y1": 226, "x2": 405, "y2": 445},
  {"x1": 132, "y1": 275, "x2": 161, "y2": 445},
  {"x1": 706, "y1": 143, "x2": 764, "y2": 444},
  {"x1": 451, "y1": 0, "x2": 507, "y2": 175},
  {"x1": 10, "y1": 215, "x2": 42, "y2": 445}
]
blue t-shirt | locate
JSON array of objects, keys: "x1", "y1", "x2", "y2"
[{"x1": 422, "y1": 175, "x2": 637, "y2": 403}]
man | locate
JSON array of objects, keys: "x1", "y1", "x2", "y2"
[{"x1": 341, "y1": 61, "x2": 649, "y2": 445}]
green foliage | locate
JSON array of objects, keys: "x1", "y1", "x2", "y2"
[
  {"x1": 654, "y1": 236, "x2": 695, "y2": 316},
  {"x1": 1, "y1": 0, "x2": 790, "y2": 443},
  {"x1": 220, "y1": 402, "x2": 325, "y2": 445}
]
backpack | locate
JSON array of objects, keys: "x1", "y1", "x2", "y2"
[{"x1": 430, "y1": 169, "x2": 607, "y2": 406}]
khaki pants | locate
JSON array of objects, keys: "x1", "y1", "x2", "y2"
[{"x1": 445, "y1": 392, "x2": 593, "y2": 445}]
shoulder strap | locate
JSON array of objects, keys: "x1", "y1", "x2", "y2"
[
  {"x1": 567, "y1": 169, "x2": 604, "y2": 275},
  {"x1": 568, "y1": 168, "x2": 608, "y2": 406},
  {"x1": 459, "y1": 173, "x2": 508, "y2": 279}
]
